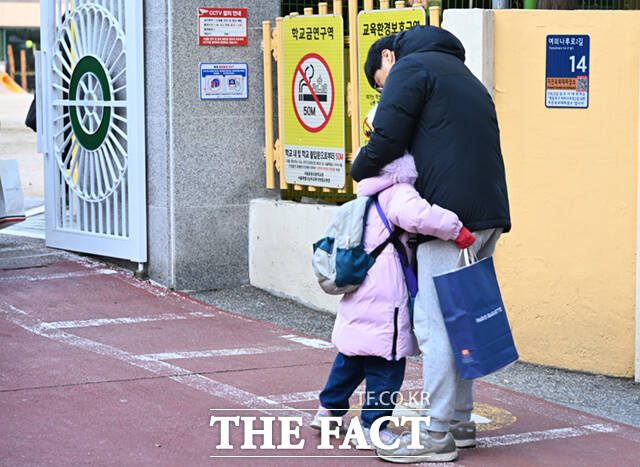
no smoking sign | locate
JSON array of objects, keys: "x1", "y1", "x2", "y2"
[
  {"x1": 283, "y1": 15, "x2": 345, "y2": 189},
  {"x1": 292, "y1": 53, "x2": 334, "y2": 133}
]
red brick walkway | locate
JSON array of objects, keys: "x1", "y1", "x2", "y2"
[{"x1": 1, "y1": 255, "x2": 639, "y2": 466}]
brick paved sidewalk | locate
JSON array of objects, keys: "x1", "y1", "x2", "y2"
[{"x1": 1, "y1": 238, "x2": 639, "y2": 466}]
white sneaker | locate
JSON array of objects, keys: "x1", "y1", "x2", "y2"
[
  {"x1": 350, "y1": 427, "x2": 397, "y2": 450},
  {"x1": 310, "y1": 406, "x2": 346, "y2": 433}
]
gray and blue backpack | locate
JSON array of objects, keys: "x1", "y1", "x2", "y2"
[{"x1": 311, "y1": 195, "x2": 407, "y2": 295}]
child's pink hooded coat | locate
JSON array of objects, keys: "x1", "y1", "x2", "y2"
[{"x1": 332, "y1": 153, "x2": 463, "y2": 361}]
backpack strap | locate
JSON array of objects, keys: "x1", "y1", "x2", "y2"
[
  {"x1": 374, "y1": 198, "x2": 409, "y2": 262},
  {"x1": 369, "y1": 195, "x2": 397, "y2": 259},
  {"x1": 373, "y1": 199, "x2": 419, "y2": 298},
  {"x1": 361, "y1": 196, "x2": 377, "y2": 237},
  {"x1": 370, "y1": 226, "x2": 403, "y2": 259}
]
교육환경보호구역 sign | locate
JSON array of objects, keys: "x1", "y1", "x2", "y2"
[{"x1": 357, "y1": 7, "x2": 425, "y2": 145}]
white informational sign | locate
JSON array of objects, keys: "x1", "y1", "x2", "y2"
[
  {"x1": 284, "y1": 145, "x2": 345, "y2": 187},
  {"x1": 199, "y1": 63, "x2": 248, "y2": 100}
]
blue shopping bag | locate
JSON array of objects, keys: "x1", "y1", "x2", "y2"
[{"x1": 433, "y1": 249, "x2": 518, "y2": 380}]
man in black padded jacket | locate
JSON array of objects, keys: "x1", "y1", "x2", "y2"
[{"x1": 352, "y1": 27, "x2": 511, "y2": 463}]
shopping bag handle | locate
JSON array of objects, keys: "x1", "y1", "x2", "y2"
[{"x1": 459, "y1": 247, "x2": 479, "y2": 267}]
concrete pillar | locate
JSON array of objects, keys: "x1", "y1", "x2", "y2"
[
  {"x1": 443, "y1": 9, "x2": 494, "y2": 97},
  {"x1": 144, "y1": 1, "x2": 279, "y2": 290},
  {"x1": 249, "y1": 198, "x2": 342, "y2": 313}
]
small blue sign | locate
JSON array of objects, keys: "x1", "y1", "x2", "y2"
[
  {"x1": 200, "y1": 63, "x2": 248, "y2": 100},
  {"x1": 545, "y1": 35, "x2": 589, "y2": 109}
]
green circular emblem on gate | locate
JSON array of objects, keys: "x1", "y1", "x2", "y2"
[{"x1": 69, "y1": 55, "x2": 111, "y2": 151}]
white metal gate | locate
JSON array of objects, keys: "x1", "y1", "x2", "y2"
[{"x1": 37, "y1": 0, "x2": 147, "y2": 262}]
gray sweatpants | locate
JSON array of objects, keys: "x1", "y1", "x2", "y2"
[{"x1": 414, "y1": 228, "x2": 502, "y2": 432}]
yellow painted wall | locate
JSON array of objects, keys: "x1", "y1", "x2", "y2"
[{"x1": 493, "y1": 11, "x2": 640, "y2": 377}]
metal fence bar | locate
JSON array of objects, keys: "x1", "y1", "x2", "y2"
[
  {"x1": 262, "y1": 21, "x2": 276, "y2": 189},
  {"x1": 363, "y1": 0, "x2": 376, "y2": 196},
  {"x1": 280, "y1": 0, "x2": 640, "y2": 12},
  {"x1": 318, "y1": 2, "x2": 334, "y2": 194},
  {"x1": 333, "y1": 2, "x2": 347, "y2": 194},
  {"x1": 303, "y1": 7, "x2": 318, "y2": 192},
  {"x1": 286, "y1": 13, "x2": 303, "y2": 191},
  {"x1": 316, "y1": 15, "x2": 334, "y2": 192},
  {"x1": 346, "y1": 0, "x2": 359, "y2": 195},
  {"x1": 274, "y1": 17, "x2": 288, "y2": 190},
  {"x1": 429, "y1": 5, "x2": 441, "y2": 26}
]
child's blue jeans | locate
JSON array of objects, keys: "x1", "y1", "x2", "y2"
[{"x1": 319, "y1": 352, "x2": 406, "y2": 429}]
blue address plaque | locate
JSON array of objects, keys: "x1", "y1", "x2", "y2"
[{"x1": 545, "y1": 35, "x2": 590, "y2": 109}]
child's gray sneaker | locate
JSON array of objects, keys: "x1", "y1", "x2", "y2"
[
  {"x1": 449, "y1": 420, "x2": 476, "y2": 448},
  {"x1": 310, "y1": 406, "x2": 346, "y2": 434},
  {"x1": 376, "y1": 431, "x2": 458, "y2": 463}
]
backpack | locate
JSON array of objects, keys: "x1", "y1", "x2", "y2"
[{"x1": 312, "y1": 195, "x2": 403, "y2": 295}]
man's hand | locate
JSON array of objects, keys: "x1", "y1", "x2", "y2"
[{"x1": 455, "y1": 227, "x2": 475, "y2": 249}]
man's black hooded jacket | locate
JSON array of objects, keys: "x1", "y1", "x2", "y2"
[{"x1": 350, "y1": 26, "x2": 511, "y2": 236}]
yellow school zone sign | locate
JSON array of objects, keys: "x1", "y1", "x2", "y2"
[
  {"x1": 357, "y1": 8, "x2": 426, "y2": 146},
  {"x1": 283, "y1": 15, "x2": 345, "y2": 188}
]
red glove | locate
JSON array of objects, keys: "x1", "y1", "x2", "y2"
[{"x1": 455, "y1": 227, "x2": 475, "y2": 249}]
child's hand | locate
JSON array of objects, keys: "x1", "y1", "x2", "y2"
[{"x1": 455, "y1": 227, "x2": 475, "y2": 249}]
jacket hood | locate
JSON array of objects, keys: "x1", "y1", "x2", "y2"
[
  {"x1": 357, "y1": 153, "x2": 418, "y2": 197},
  {"x1": 394, "y1": 25, "x2": 465, "y2": 62}
]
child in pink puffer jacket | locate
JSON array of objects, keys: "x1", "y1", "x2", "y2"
[{"x1": 310, "y1": 151, "x2": 475, "y2": 448}]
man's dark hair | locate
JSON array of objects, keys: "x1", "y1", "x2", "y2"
[{"x1": 364, "y1": 34, "x2": 397, "y2": 90}]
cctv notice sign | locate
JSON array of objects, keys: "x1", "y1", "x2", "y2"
[
  {"x1": 283, "y1": 14, "x2": 345, "y2": 188},
  {"x1": 357, "y1": 8, "x2": 425, "y2": 146},
  {"x1": 198, "y1": 8, "x2": 247, "y2": 46}
]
